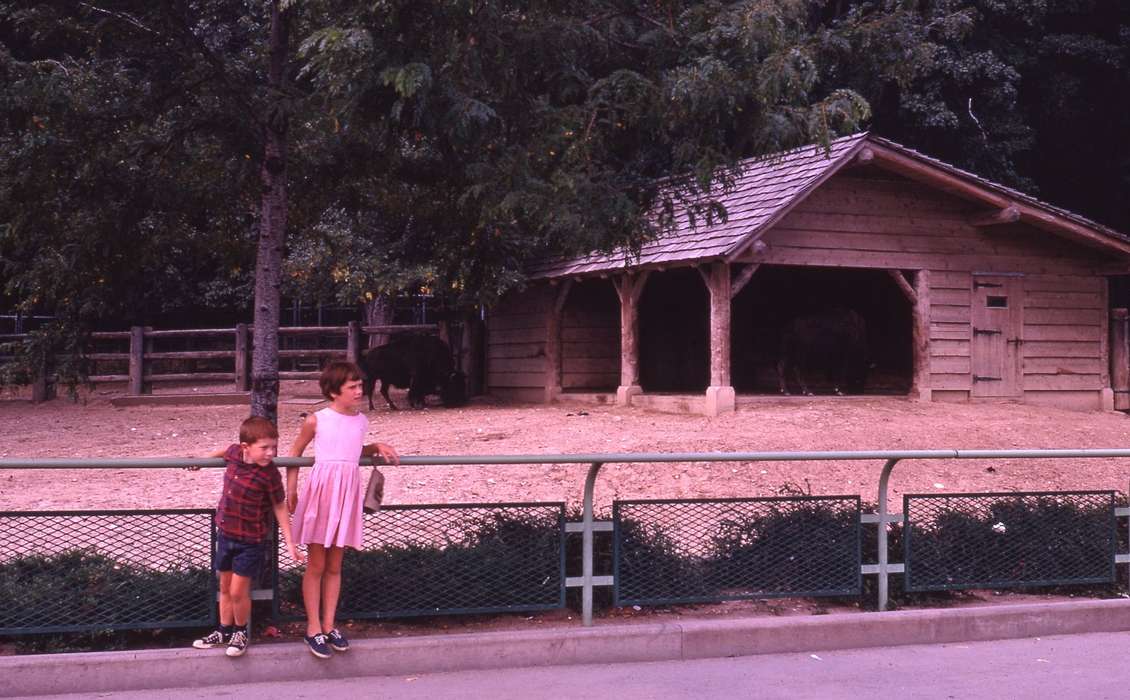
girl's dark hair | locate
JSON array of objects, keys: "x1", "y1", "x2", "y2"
[{"x1": 320, "y1": 360, "x2": 363, "y2": 399}]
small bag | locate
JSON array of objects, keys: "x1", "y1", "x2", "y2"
[{"x1": 363, "y1": 467, "x2": 385, "y2": 514}]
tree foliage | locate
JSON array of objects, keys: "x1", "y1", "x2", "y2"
[{"x1": 3, "y1": 0, "x2": 1130, "y2": 393}]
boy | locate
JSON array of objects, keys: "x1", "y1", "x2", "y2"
[{"x1": 191, "y1": 416, "x2": 305, "y2": 657}]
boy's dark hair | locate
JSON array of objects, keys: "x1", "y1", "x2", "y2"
[
  {"x1": 320, "y1": 360, "x2": 363, "y2": 399},
  {"x1": 239, "y1": 416, "x2": 279, "y2": 444}
]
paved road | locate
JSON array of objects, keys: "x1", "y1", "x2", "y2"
[{"x1": 17, "y1": 631, "x2": 1130, "y2": 700}]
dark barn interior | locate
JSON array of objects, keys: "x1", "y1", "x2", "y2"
[
  {"x1": 639, "y1": 268, "x2": 710, "y2": 392},
  {"x1": 630, "y1": 265, "x2": 914, "y2": 396},
  {"x1": 731, "y1": 265, "x2": 912, "y2": 395}
]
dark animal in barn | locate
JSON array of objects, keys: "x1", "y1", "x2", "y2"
[
  {"x1": 361, "y1": 335, "x2": 467, "y2": 410},
  {"x1": 777, "y1": 309, "x2": 869, "y2": 396}
]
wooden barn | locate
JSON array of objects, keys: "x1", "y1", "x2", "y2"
[{"x1": 484, "y1": 133, "x2": 1130, "y2": 415}]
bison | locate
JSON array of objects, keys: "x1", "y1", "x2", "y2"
[
  {"x1": 361, "y1": 335, "x2": 467, "y2": 410},
  {"x1": 777, "y1": 308, "x2": 868, "y2": 396}
]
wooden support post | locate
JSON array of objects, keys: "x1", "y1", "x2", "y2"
[
  {"x1": 615, "y1": 271, "x2": 649, "y2": 406},
  {"x1": 1110, "y1": 308, "x2": 1129, "y2": 411},
  {"x1": 968, "y1": 205, "x2": 1020, "y2": 228},
  {"x1": 1101, "y1": 282, "x2": 1112, "y2": 410},
  {"x1": 128, "y1": 326, "x2": 145, "y2": 396},
  {"x1": 730, "y1": 263, "x2": 759, "y2": 301},
  {"x1": 704, "y1": 262, "x2": 735, "y2": 415},
  {"x1": 234, "y1": 323, "x2": 250, "y2": 392},
  {"x1": 346, "y1": 321, "x2": 361, "y2": 365},
  {"x1": 887, "y1": 270, "x2": 917, "y2": 304},
  {"x1": 911, "y1": 270, "x2": 931, "y2": 402},
  {"x1": 544, "y1": 281, "x2": 572, "y2": 403}
]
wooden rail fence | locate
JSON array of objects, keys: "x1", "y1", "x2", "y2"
[{"x1": 0, "y1": 323, "x2": 438, "y2": 402}]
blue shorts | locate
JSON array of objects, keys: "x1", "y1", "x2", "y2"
[{"x1": 215, "y1": 533, "x2": 265, "y2": 579}]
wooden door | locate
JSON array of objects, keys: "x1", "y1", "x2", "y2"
[{"x1": 971, "y1": 275, "x2": 1023, "y2": 397}]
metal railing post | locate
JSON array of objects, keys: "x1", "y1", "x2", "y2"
[
  {"x1": 582, "y1": 461, "x2": 604, "y2": 627},
  {"x1": 877, "y1": 458, "x2": 899, "y2": 612}
]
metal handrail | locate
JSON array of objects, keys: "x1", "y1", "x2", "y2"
[
  {"x1": 10, "y1": 448, "x2": 1130, "y2": 470},
  {"x1": 6, "y1": 447, "x2": 1130, "y2": 624}
]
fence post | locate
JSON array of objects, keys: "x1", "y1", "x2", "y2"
[
  {"x1": 347, "y1": 321, "x2": 361, "y2": 365},
  {"x1": 877, "y1": 458, "x2": 899, "y2": 612},
  {"x1": 582, "y1": 461, "x2": 604, "y2": 627},
  {"x1": 234, "y1": 323, "x2": 250, "y2": 392},
  {"x1": 1111, "y1": 309, "x2": 1129, "y2": 411},
  {"x1": 128, "y1": 326, "x2": 145, "y2": 395}
]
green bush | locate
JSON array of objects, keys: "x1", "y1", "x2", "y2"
[
  {"x1": 906, "y1": 496, "x2": 1114, "y2": 589},
  {"x1": 0, "y1": 549, "x2": 213, "y2": 632},
  {"x1": 278, "y1": 511, "x2": 563, "y2": 618},
  {"x1": 617, "y1": 503, "x2": 858, "y2": 603},
  {"x1": 707, "y1": 503, "x2": 859, "y2": 595}
]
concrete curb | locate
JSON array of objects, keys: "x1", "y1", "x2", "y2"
[{"x1": 7, "y1": 599, "x2": 1130, "y2": 697}]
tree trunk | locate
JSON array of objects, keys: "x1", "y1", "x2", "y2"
[
  {"x1": 364, "y1": 295, "x2": 395, "y2": 347},
  {"x1": 249, "y1": 0, "x2": 289, "y2": 423}
]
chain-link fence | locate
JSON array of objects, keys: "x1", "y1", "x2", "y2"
[
  {"x1": 0, "y1": 509, "x2": 215, "y2": 634},
  {"x1": 274, "y1": 503, "x2": 566, "y2": 620},
  {"x1": 904, "y1": 491, "x2": 1118, "y2": 591},
  {"x1": 613, "y1": 496, "x2": 861, "y2": 606}
]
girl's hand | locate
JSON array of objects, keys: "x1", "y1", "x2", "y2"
[
  {"x1": 375, "y1": 443, "x2": 400, "y2": 466},
  {"x1": 289, "y1": 545, "x2": 306, "y2": 564},
  {"x1": 287, "y1": 490, "x2": 298, "y2": 514}
]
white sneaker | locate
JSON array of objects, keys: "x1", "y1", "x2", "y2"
[{"x1": 226, "y1": 629, "x2": 248, "y2": 657}]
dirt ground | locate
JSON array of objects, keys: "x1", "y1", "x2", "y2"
[
  {"x1": 4, "y1": 383, "x2": 1130, "y2": 653},
  {"x1": 3, "y1": 381, "x2": 1130, "y2": 512}
]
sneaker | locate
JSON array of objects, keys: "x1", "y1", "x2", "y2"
[
  {"x1": 304, "y1": 633, "x2": 331, "y2": 659},
  {"x1": 326, "y1": 628, "x2": 349, "y2": 652},
  {"x1": 192, "y1": 629, "x2": 230, "y2": 649},
  {"x1": 225, "y1": 629, "x2": 249, "y2": 657}
]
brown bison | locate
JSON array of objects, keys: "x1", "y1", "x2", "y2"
[{"x1": 361, "y1": 335, "x2": 467, "y2": 410}]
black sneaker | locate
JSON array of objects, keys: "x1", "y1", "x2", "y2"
[
  {"x1": 192, "y1": 629, "x2": 230, "y2": 649},
  {"x1": 326, "y1": 628, "x2": 349, "y2": 652},
  {"x1": 225, "y1": 629, "x2": 249, "y2": 657},
  {"x1": 304, "y1": 633, "x2": 331, "y2": 659}
]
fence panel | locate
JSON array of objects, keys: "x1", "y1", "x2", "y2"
[
  {"x1": 613, "y1": 496, "x2": 862, "y2": 606},
  {"x1": 274, "y1": 503, "x2": 566, "y2": 620},
  {"x1": 903, "y1": 490, "x2": 1117, "y2": 591},
  {"x1": 0, "y1": 509, "x2": 216, "y2": 634}
]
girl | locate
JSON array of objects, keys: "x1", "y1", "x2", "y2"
[{"x1": 287, "y1": 360, "x2": 399, "y2": 659}]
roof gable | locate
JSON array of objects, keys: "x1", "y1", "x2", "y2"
[{"x1": 528, "y1": 133, "x2": 1130, "y2": 280}]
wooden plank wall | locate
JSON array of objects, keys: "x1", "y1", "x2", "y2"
[
  {"x1": 487, "y1": 281, "x2": 622, "y2": 398},
  {"x1": 485, "y1": 285, "x2": 549, "y2": 402},
  {"x1": 929, "y1": 270, "x2": 972, "y2": 394},
  {"x1": 751, "y1": 172, "x2": 1113, "y2": 407},
  {"x1": 1022, "y1": 274, "x2": 1105, "y2": 408},
  {"x1": 560, "y1": 280, "x2": 620, "y2": 390}
]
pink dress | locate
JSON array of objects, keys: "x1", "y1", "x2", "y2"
[{"x1": 291, "y1": 407, "x2": 368, "y2": 549}]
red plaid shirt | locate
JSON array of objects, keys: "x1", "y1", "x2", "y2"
[{"x1": 215, "y1": 444, "x2": 285, "y2": 544}]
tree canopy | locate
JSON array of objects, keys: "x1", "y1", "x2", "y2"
[{"x1": 3, "y1": 0, "x2": 1130, "y2": 404}]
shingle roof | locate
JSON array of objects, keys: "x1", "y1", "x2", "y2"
[{"x1": 527, "y1": 132, "x2": 1130, "y2": 280}]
